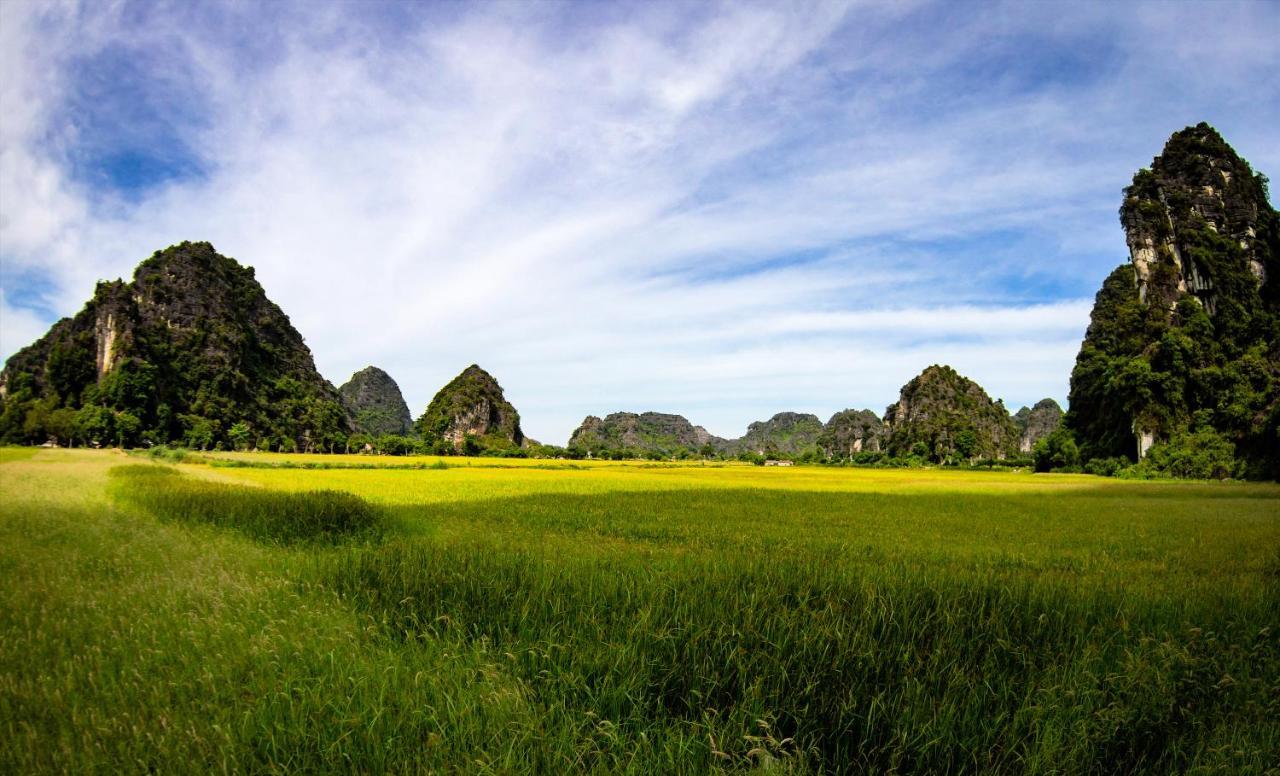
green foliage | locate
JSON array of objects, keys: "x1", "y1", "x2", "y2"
[
  {"x1": 884, "y1": 366, "x2": 1021, "y2": 463},
  {"x1": 1071, "y1": 125, "x2": 1280, "y2": 479},
  {"x1": 569, "y1": 411, "x2": 722, "y2": 460},
  {"x1": 144, "y1": 445, "x2": 191, "y2": 463},
  {"x1": 414, "y1": 365, "x2": 524, "y2": 454},
  {"x1": 818, "y1": 409, "x2": 883, "y2": 460},
  {"x1": 1032, "y1": 428, "x2": 1081, "y2": 473},
  {"x1": 0, "y1": 242, "x2": 351, "y2": 452},
  {"x1": 339, "y1": 367, "x2": 413, "y2": 437},
  {"x1": 1084, "y1": 457, "x2": 1127, "y2": 477},
  {"x1": 227, "y1": 422, "x2": 251, "y2": 451},
  {"x1": 1127, "y1": 430, "x2": 1241, "y2": 480},
  {"x1": 732, "y1": 412, "x2": 824, "y2": 458}
]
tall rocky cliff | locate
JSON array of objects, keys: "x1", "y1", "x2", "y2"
[
  {"x1": 0, "y1": 241, "x2": 348, "y2": 450},
  {"x1": 1066, "y1": 124, "x2": 1279, "y2": 476},
  {"x1": 819, "y1": 409, "x2": 883, "y2": 458},
  {"x1": 1014, "y1": 399, "x2": 1063, "y2": 453},
  {"x1": 415, "y1": 365, "x2": 524, "y2": 451},
  {"x1": 569, "y1": 411, "x2": 724, "y2": 456},
  {"x1": 883, "y1": 365, "x2": 1019, "y2": 462},
  {"x1": 339, "y1": 366, "x2": 412, "y2": 437}
]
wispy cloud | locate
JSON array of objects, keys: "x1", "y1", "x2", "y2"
[{"x1": 1, "y1": 0, "x2": 1277, "y2": 442}]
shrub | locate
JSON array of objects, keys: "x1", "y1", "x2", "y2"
[
  {"x1": 146, "y1": 445, "x2": 191, "y2": 463},
  {"x1": 1084, "y1": 457, "x2": 1128, "y2": 477},
  {"x1": 1132, "y1": 430, "x2": 1241, "y2": 480},
  {"x1": 1033, "y1": 429, "x2": 1081, "y2": 472}
]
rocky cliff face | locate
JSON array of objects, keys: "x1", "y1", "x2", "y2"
[
  {"x1": 339, "y1": 366, "x2": 412, "y2": 437},
  {"x1": 0, "y1": 241, "x2": 349, "y2": 450},
  {"x1": 1120, "y1": 123, "x2": 1276, "y2": 312},
  {"x1": 731, "y1": 412, "x2": 824, "y2": 456},
  {"x1": 415, "y1": 365, "x2": 524, "y2": 451},
  {"x1": 1014, "y1": 399, "x2": 1063, "y2": 453},
  {"x1": 819, "y1": 409, "x2": 883, "y2": 458},
  {"x1": 883, "y1": 365, "x2": 1019, "y2": 462},
  {"x1": 569, "y1": 411, "x2": 724, "y2": 455},
  {"x1": 1067, "y1": 124, "x2": 1279, "y2": 476}
]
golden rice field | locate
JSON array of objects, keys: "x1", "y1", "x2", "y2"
[{"x1": 1, "y1": 447, "x2": 1278, "y2": 773}]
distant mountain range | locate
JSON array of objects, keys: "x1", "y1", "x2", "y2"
[{"x1": 1, "y1": 124, "x2": 1275, "y2": 476}]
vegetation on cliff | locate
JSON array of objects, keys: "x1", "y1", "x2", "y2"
[
  {"x1": 0, "y1": 242, "x2": 348, "y2": 451},
  {"x1": 730, "y1": 412, "x2": 824, "y2": 458},
  {"x1": 1066, "y1": 123, "x2": 1279, "y2": 478},
  {"x1": 414, "y1": 365, "x2": 524, "y2": 453},
  {"x1": 1014, "y1": 399, "x2": 1063, "y2": 453},
  {"x1": 883, "y1": 366, "x2": 1020, "y2": 463},
  {"x1": 339, "y1": 366, "x2": 412, "y2": 438},
  {"x1": 568, "y1": 412, "x2": 724, "y2": 459},
  {"x1": 818, "y1": 409, "x2": 883, "y2": 459}
]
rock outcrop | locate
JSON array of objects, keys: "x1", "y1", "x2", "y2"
[
  {"x1": 1067, "y1": 123, "x2": 1279, "y2": 476},
  {"x1": 730, "y1": 412, "x2": 824, "y2": 456},
  {"x1": 1120, "y1": 123, "x2": 1276, "y2": 312},
  {"x1": 0, "y1": 241, "x2": 348, "y2": 450},
  {"x1": 1014, "y1": 399, "x2": 1063, "y2": 453},
  {"x1": 883, "y1": 365, "x2": 1019, "y2": 462},
  {"x1": 415, "y1": 365, "x2": 524, "y2": 451},
  {"x1": 569, "y1": 411, "x2": 725, "y2": 456},
  {"x1": 339, "y1": 366, "x2": 412, "y2": 437},
  {"x1": 819, "y1": 409, "x2": 883, "y2": 458}
]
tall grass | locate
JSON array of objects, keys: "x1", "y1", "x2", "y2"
[
  {"x1": 331, "y1": 539, "x2": 1279, "y2": 773},
  {"x1": 3, "y1": 449, "x2": 1277, "y2": 773},
  {"x1": 110, "y1": 465, "x2": 385, "y2": 544}
]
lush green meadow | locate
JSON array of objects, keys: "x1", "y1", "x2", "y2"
[{"x1": 1, "y1": 448, "x2": 1277, "y2": 773}]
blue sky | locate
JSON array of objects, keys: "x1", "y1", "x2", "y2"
[{"x1": 2, "y1": 0, "x2": 1277, "y2": 444}]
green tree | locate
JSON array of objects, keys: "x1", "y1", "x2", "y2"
[
  {"x1": 1033, "y1": 429, "x2": 1081, "y2": 473},
  {"x1": 228, "y1": 422, "x2": 252, "y2": 451}
]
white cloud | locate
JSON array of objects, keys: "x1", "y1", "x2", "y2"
[
  {"x1": 0, "y1": 290, "x2": 52, "y2": 365},
  {"x1": 0, "y1": 0, "x2": 1276, "y2": 443}
]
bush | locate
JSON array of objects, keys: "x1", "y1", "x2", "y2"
[
  {"x1": 1033, "y1": 429, "x2": 1081, "y2": 472},
  {"x1": 1131, "y1": 430, "x2": 1240, "y2": 480},
  {"x1": 146, "y1": 445, "x2": 191, "y2": 463},
  {"x1": 1084, "y1": 457, "x2": 1128, "y2": 477}
]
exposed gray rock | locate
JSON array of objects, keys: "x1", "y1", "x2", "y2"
[
  {"x1": 415, "y1": 365, "x2": 524, "y2": 451},
  {"x1": 819, "y1": 409, "x2": 883, "y2": 457},
  {"x1": 339, "y1": 366, "x2": 412, "y2": 437},
  {"x1": 1014, "y1": 398, "x2": 1063, "y2": 453}
]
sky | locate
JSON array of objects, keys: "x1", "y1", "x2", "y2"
[{"x1": 1, "y1": 1, "x2": 1277, "y2": 445}]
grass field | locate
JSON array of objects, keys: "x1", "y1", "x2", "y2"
[{"x1": 1, "y1": 448, "x2": 1277, "y2": 773}]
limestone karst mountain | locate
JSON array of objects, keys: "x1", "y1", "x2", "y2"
[
  {"x1": 1014, "y1": 399, "x2": 1063, "y2": 453},
  {"x1": 339, "y1": 366, "x2": 413, "y2": 437},
  {"x1": 0, "y1": 241, "x2": 348, "y2": 450},
  {"x1": 415, "y1": 365, "x2": 524, "y2": 452},
  {"x1": 730, "y1": 412, "x2": 825, "y2": 457},
  {"x1": 568, "y1": 412, "x2": 725, "y2": 456},
  {"x1": 819, "y1": 409, "x2": 884, "y2": 458},
  {"x1": 883, "y1": 365, "x2": 1020, "y2": 462},
  {"x1": 1066, "y1": 123, "x2": 1279, "y2": 476}
]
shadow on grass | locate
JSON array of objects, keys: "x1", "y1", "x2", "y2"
[
  {"x1": 109, "y1": 465, "x2": 385, "y2": 545},
  {"x1": 99, "y1": 463, "x2": 1278, "y2": 772}
]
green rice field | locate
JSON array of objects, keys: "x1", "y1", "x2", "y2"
[{"x1": 1, "y1": 448, "x2": 1277, "y2": 773}]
